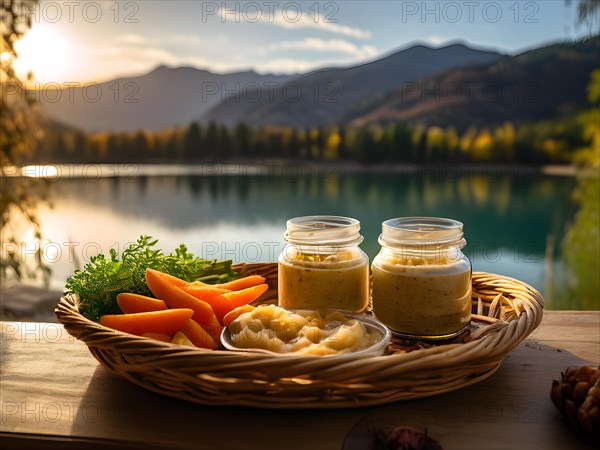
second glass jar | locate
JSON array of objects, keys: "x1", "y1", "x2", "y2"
[
  {"x1": 278, "y1": 215, "x2": 370, "y2": 313},
  {"x1": 371, "y1": 217, "x2": 472, "y2": 339}
]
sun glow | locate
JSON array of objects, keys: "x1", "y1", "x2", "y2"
[
  {"x1": 20, "y1": 165, "x2": 59, "y2": 178},
  {"x1": 13, "y1": 24, "x2": 76, "y2": 84}
]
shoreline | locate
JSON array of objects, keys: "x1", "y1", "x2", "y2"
[
  {"x1": 6, "y1": 162, "x2": 594, "y2": 179},
  {"x1": 0, "y1": 283, "x2": 62, "y2": 323}
]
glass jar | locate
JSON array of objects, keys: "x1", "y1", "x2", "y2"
[
  {"x1": 278, "y1": 215, "x2": 370, "y2": 313},
  {"x1": 371, "y1": 217, "x2": 472, "y2": 339}
]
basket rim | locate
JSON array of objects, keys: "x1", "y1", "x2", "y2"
[{"x1": 55, "y1": 267, "x2": 544, "y2": 364}]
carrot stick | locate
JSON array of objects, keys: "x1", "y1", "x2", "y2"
[
  {"x1": 183, "y1": 282, "x2": 234, "y2": 323},
  {"x1": 146, "y1": 268, "x2": 222, "y2": 341},
  {"x1": 218, "y1": 283, "x2": 269, "y2": 309},
  {"x1": 180, "y1": 319, "x2": 218, "y2": 349},
  {"x1": 183, "y1": 285, "x2": 232, "y2": 300},
  {"x1": 148, "y1": 269, "x2": 189, "y2": 289},
  {"x1": 190, "y1": 294, "x2": 233, "y2": 324},
  {"x1": 192, "y1": 275, "x2": 266, "y2": 291},
  {"x1": 117, "y1": 293, "x2": 167, "y2": 314},
  {"x1": 142, "y1": 332, "x2": 172, "y2": 342},
  {"x1": 223, "y1": 305, "x2": 256, "y2": 327},
  {"x1": 99, "y1": 308, "x2": 193, "y2": 337}
]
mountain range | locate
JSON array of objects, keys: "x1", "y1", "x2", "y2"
[
  {"x1": 203, "y1": 43, "x2": 502, "y2": 129},
  {"x1": 39, "y1": 68, "x2": 294, "y2": 132},
  {"x1": 38, "y1": 38, "x2": 599, "y2": 133},
  {"x1": 346, "y1": 39, "x2": 600, "y2": 130}
]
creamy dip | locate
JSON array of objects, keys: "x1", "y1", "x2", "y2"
[
  {"x1": 372, "y1": 255, "x2": 472, "y2": 338},
  {"x1": 227, "y1": 305, "x2": 382, "y2": 356},
  {"x1": 278, "y1": 250, "x2": 369, "y2": 312}
]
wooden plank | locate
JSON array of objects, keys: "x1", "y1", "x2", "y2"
[
  {"x1": 529, "y1": 311, "x2": 600, "y2": 362},
  {"x1": 1, "y1": 312, "x2": 598, "y2": 450},
  {"x1": 0, "y1": 433, "x2": 170, "y2": 450}
]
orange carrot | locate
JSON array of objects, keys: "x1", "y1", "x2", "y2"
[
  {"x1": 218, "y1": 283, "x2": 269, "y2": 309},
  {"x1": 180, "y1": 319, "x2": 218, "y2": 349},
  {"x1": 99, "y1": 308, "x2": 193, "y2": 337},
  {"x1": 148, "y1": 269, "x2": 188, "y2": 289},
  {"x1": 141, "y1": 332, "x2": 172, "y2": 342},
  {"x1": 192, "y1": 275, "x2": 266, "y2": 291},
  {"x1": 190, "y1": 294, "x2": 233, "y2": 324},
  {"x1": 142, "y1": 268, "x2": 230, "y2": 304},
  {"x1": 183, "y1": 284, "x2": 232, "y2": 300},
  {"x1": 117, "y1": 293, "x2": 167, "y2": 314},
  {"x1": 223, "y1": 305, "x2": 256, "y2": 327},
  {"x1": 146, "y1": 268, "x2": 222, "y2": 341}
]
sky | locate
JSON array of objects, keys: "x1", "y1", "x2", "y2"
[{"x1": 12, "y1": 0, "x2": 594, "y2": 84}]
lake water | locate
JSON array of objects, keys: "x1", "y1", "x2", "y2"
[{"x1": 23, "y1": 164, "x2": 583, "y2": 309}]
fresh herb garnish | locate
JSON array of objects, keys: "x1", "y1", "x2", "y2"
[{"x1": 65, "y1": 235, "x2": 238, "y2": 321}]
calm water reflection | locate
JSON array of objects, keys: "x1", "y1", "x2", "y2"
[{"x1": 36, "y1": 169, "x2": 578, "y2": 308}]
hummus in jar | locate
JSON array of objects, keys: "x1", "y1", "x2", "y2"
[
  {"x1": 372, "y1": 254, "x2": 472, "y2": 338},
  {"x1": 226, "y1": 305, "x2": 383, "y2": 356},
  {"x1": 278, "y1": 250, "x2": 369, "y2": 312}
]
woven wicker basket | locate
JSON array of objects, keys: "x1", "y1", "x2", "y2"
[{"x1": 55, "y1": 263, "x2": 544, "y2": 409}]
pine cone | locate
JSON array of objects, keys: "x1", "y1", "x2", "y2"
[
  {"x1": 371, "y1": 426, "x2": 443, "y2": 450},
  {"x1": 551, "y1": 365, "x2": 600, "y2": 444}
]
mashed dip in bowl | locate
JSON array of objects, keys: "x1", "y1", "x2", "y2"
[{"x1": 221, "y1": 305, "x2": 390, "y2": 357}]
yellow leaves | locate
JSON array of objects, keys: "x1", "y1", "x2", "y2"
[
  {"x1": 587, "y1": 68, "x2": 600, "y2": 104},
  {"x1": 325, "y1": 129, "x2": 341, "y2": 151},
  {"x1": 425, "y1": 126, "x2": 444, "y2": 151},
  {"x1": 323, "y1": 128, "x2": 341, "y2": 160},
  {"x1": 459, "y1": 127, "x2": 477, "y2": 153},
  {"x1": 445, "y1": 127, "x2": 459, "y2": 153},
  {"x1": 471, "y1": 129, "x2": 493, "y2": 161}
]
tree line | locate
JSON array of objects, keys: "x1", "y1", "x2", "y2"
[{"x1": 32, "y1": 117, "x2": 588, "y2": 166}]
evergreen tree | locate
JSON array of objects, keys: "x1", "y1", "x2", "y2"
[
  {"x1": 54, "y1": 133, "x2": 68, "y2": 161},
  {"x1": 232, "y1": 122, "x2": 250, "y2": 158},
  {"x1": 184, "y1": 122, "x2": 203, "y2": 160},
  {"x1": 338, "y1": 126, "x2": 347, "y2": 160},
  {"x1": 133, "y1": 131, "x2": 150, "y2": 158},
  {"x1": 106, "y1": 133, "x2": 120, "y2": 162},
  {"x1": 445, "y1": 127, "x2": 460, "y2": 162},
  {"x1": 219, "y1": 125, "x2": 232, "y2": 159},
  {"x1": 205, "y1": 122, "x2": 219, "y2": 159},
  {"x1": 309, "y1": 128, "x2": 321, "y2": 159},
  {"x1": 165, "y1": 129, "x2": 183, "y2": 159},
  {"x1": 73, "y1": 130, "x2": 89, "y2": 160},
  {"x1": 392, "y1": 122, "x2": 412, "y2": 162}
]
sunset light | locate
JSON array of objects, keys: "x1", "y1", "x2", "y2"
[{"x1": 13, "y1": 23, "x2": 74, "y2": 84}]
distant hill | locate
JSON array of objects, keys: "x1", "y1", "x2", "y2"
[
  {"x1": 201, "y1": 42, "x2": 502, "y2": 128},
  {"x1": 347, "y1": 38, "x2": 600, "y2": 131},
  {"x1": 37, "y1": 39, "x2": 598, "y2": 134},
  {"x1": 38, "y1": 66, "x2": 295, "y2": 132}
]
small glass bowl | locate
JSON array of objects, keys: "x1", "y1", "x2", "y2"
[{"x1": 220, "y1": 308, "x2": 391, "y2": 358}]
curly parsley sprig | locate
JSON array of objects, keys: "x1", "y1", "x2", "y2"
[{"x1": 65, "y1": 235, "x2": 238, "y2": 322}]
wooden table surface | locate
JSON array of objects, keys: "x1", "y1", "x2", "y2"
[{"x1": 1, "y1": 311, "x2": 598, "y2": 450}]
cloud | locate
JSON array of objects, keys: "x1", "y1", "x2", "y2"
[
  {"x1": 271, "y1": 13, "x2": 372, "y2": 39},
  {"x1": 426, "y1": 36, "x2": 444, "y2": 45},
  {"x1": 102, "y1": 46, "x2": 167, "y2": 62},
  {"x1": 97, "y1": 45, "x2": 211, "y2": 75},
  {"x1": 169, "y1": 34, "x2": 203, "y2": 45},
  {"x1": 105, "y1": 34, "x2": 209, "y2": 75},
  {"x1": 265, "y1": 38, "x2": 378, "y2": 59},
  {"x1": 218, "y1": 6, "x2": 372, "y2": 39},
  {"x1": 113, "y1": 34, "x2": 151, "y2": 45},
  {"x1": 254, "y1": 58, "x2": 325, "y2": 74},
  {"x1": 114, "y1": 33, "x2": 202, "y2": 46}
]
